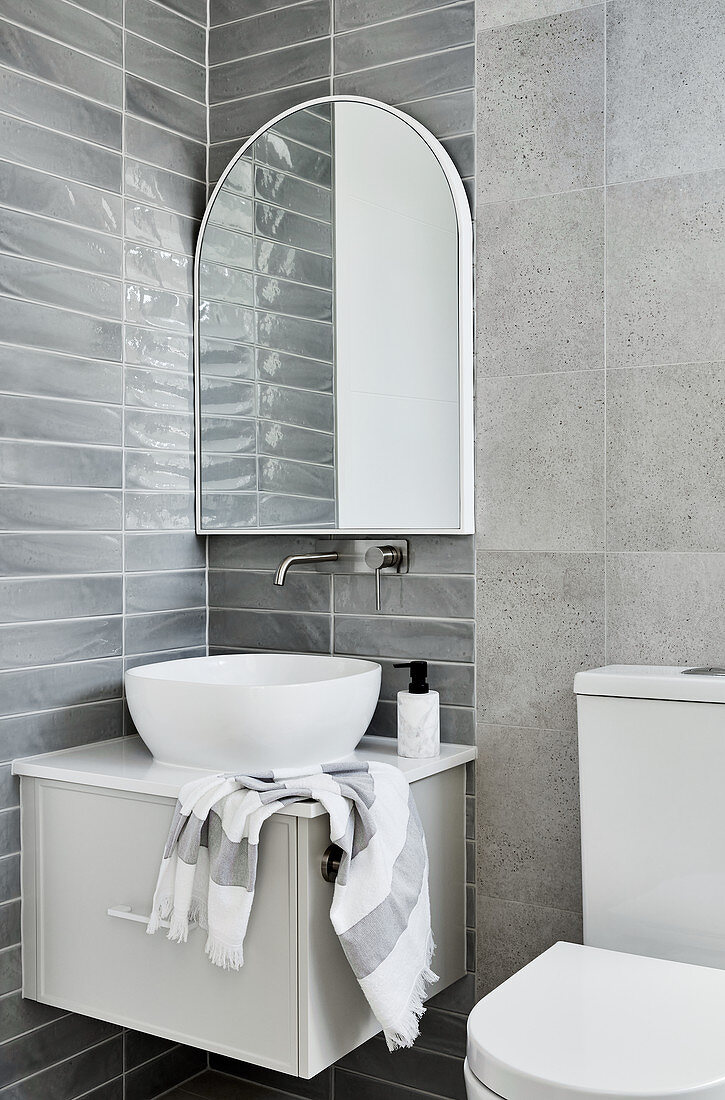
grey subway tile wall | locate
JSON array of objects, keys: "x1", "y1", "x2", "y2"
[
  {"x1": 0, "y1": 0, "x2": 206, "y2": 1096},
  {"x1": 206, "y1": 3, "x2": 476, "y2": 1093},
  {"x1": 476, "y1": 0, "x2": 725, "y2": 996}
]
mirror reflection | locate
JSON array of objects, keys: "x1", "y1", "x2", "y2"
[{"x1": 196, "y1": 98, "x2": 468, "y2": 533}]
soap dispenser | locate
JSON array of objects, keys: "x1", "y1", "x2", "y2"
[{"x1": 394, "y1": 661, "x2": 440, "y2": 759}]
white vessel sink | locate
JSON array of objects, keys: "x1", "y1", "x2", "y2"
[{"x1": 125, "y1": 653, "x2": 381, "y2": 772}]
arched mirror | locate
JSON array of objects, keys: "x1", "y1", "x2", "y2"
[{"x1": 195, "y1": 96, "x2": 473, "y2": 535}]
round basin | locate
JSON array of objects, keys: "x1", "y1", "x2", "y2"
[{"x1": 125, "y1": 653, "x2": 382, "y2": 772}]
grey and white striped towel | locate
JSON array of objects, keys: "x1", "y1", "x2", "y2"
[{"x1": 147, "y1": 759, "x2": 437, "y2": 1050}]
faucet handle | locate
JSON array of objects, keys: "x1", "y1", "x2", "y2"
[{"x1": 364, "y1": 545, "x2": 402, "y2": 612}]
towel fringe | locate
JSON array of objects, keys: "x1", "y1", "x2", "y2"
[
  {"x1": 383, "y1": 932, "x2": 439, "y2": 1052},
  {"x1": 205, "y1": 936, "x2": 244, "y2": 971}
]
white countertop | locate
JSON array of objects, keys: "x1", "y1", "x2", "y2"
[{"x1": 13, "y1": 735, "x2": 476, "y2": 818}]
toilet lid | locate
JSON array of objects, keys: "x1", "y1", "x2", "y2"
[{"x1": 467, "y1": 942, "x2": 725, "y2": 1100}]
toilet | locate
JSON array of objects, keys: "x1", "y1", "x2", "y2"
[{"x1": 465, "y1": 665, "x2": 725, "y2": 1099}]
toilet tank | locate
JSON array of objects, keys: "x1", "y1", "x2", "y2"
[{"x1": 576, "y1": 665, "x2": 725, "y2": 970}]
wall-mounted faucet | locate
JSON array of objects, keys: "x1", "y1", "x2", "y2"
[
  {"x1": 273, "y1": 551, "x2": 339, "y2": 586},
  {"x1": 273, "y1": 540, "x2": 408, "y2": 611}
]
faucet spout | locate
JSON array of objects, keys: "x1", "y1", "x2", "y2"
[{"x1": 274, "y1": 551, "x2": 338, "y2": 586}]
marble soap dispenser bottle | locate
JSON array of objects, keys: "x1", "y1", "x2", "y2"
[{"x1": 394, "y1": 661, "x2": 440, "y2": 758}]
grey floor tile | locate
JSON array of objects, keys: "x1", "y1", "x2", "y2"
[
  {"x1": 477, "y1": 370, "x2": 605, "y2": 551},
  {"x1": 476, "y1": 550, "x2": 605, "y2": 729},
  {"x1": 606, "y1": 170, "x2": 725, "y2": 369},
  {"x1": 607, "y1": 361, "x2": 725, "y2": 551},
  {"x1": 477, "y1": 723, "x2": 581, "y2": 911},
  {"x1": 125, "y1": 1044, "x2": 207, "y2": 1100},
  {"x1": 606, "y1": 552, "x2": 725, "y2": 665},
  {"x1": 607, "y1": 0, "x2": 725, "y2": 184},
  {"x1": 477, "y1": 6, "x2": 605, "y2": 203},
  {"x1": 476, "y1": 895, "x2": 582, "y2": 995},
  {"x1": 337, "y1": 1036, "x2": 465, "y2": 1099},
  {"x1": 477, "y1": 188, "x2": 604, "y2": 375}
]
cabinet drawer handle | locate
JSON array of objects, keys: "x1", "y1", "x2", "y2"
[{"x1": 321, "y1": 844, "x2": 343, "y2": 883}]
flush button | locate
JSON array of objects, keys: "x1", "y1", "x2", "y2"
[{"x1": 682, "y1": 667, "x2": 725, "y2": 676}]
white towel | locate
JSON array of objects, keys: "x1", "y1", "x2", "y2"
[{"x1": 147, "y1": 758, "x2": 437, "y2": 1050}]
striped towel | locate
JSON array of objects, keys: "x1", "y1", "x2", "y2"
[{"x1": 147, "y1": 759, "x2": 437, "y2": 1050}]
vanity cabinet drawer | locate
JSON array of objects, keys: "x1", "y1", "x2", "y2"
[{"x1": 23, "y1": 781, "x2": 298, "y2": 1073}]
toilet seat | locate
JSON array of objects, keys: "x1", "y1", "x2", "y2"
[{"x1": 467, "y1": 941, "x2": 725, "y2": 1100}]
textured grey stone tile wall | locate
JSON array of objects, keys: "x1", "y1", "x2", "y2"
[
  {"x1": 476, "y1": 0, "x2": 725, "y2": 996},
  {"x1": 206, "y1": 1, "x2": 477, "y2": 1094},
  {"x1": 0, "y1": 1, "x2": 207, "y2": 1096}
]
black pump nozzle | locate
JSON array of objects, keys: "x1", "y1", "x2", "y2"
[{"x1": 394, "y1": 660, "x2": 429, "y2": 694}]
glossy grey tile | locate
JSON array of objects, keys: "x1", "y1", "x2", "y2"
[
  {"x1": 0, "y1": 113, "x2": 122, "y2": 192},
  {"x1": 607, "y1": 362, "x2": 725, "y2": 553},
  {"x1": 201, "y1": 454, "x2": 256, "y2": 492},
  {"x1": 209, "y1": 568, "x2": 330, "y2": 613},
  {"x1": 125, "y1": 532, "x2": 205, "y2": 572},
  {"x1": 0, "y1": 20, "x2": 122, "y2": 107},
  {"x1": 125, "y1": 449, "x2": 194, "y2": 492},
  {"x1": 607, "y1": 0, "x2": 725, "y2": 184},
  {"x1": 0, "y1": 899, "x2": 20, "y2": 950},
  {"x1": 209, "y1": 80, "x2": 331, "y2": 147},
  {"x1": 0, "y1": 533, "x2": 122, "y2": 575},
  {"x1": 254, "y1": 202, "x2": 332, "y2": 256},
  {"x1": 477, "y1": 188, "x2": 604, "y2": 375},
  {"x1": 162, "y1": 0, "x2": 208, "y2": 22},
  {"x1": 477, "y1": 371, "x2": 605, "y2": 551},
  {"x1": 259, "y1": 493, "x2": 335, "y2": 528},
  {"x1": 0, "y1": 345, "x2": 121, "y2": 404},
  {"x1": 477, "y1": 6, "x2": 605, "y2": 204},
  {"x1": 477, "y1": 550, "x2": 605, "y2": 730},
  {"x1": 125, "y1": 608, "x2": 205, "y2": 656},
  {"x1": 335, "y1": 615, "x2": 474, "y2": 662},
  {"x1": 74, "y1": 0, "x2": 123, "y2": 21},
  {"x1": 124, "y1": 409, "x2": 192, "y2": 451},
  {"x1": 199, "y1": 299, "x2": 254, "y2": 342},
  {"x1": 398, "y1": 89, "x2": 475, "y2": 140},
  {"x1": 0, "y1": 161, "x2": 122, "y2": 236},
  {"x1": 125, "y1": 33, "x2": 205, "y2": 102},
  {"x1": 126, "y1": 571, "x2": 206, "y2": 613},
  {"x1": 0, "y1": 441, "x2": 121, "y2": 489},
  {"x1": 257, "y1": 382, "x2": 333, "y2": 432},
  {"x1": 201, "y1": 492, "x2": 258, "y2": 529},
  {"x1": 258, "y1": 456, "x2": 334, "y2": 499},
  {"x1": 124, "y1": 283, "x2": 192, "y2": 332},
  {"x1": 369, "y1": 698, "x2": 475, "y2": 746},
  {"x1": 606, "y1": 171, "x2": 725, "y2": 370},
  {"x1": 125, "y1": 367, "x2": 192, "y2": 413},
  {"x1": 0, "y1": 766, "x2": 19, "y2": 810},
  {"x1": 335, "y1": 4, "x2": 474, "y2": 75},
  {"x1": 0, "y1": 66, "x2": 121, "y2": 150},
  {"x1": 256, "y1": 312, "x2": 333, "y2": 365},
  {"x1": 1, "y1": 0, "x2": 122, "y2": 64},
  {"x1": 333, "y1": 45, "x2": 474, "y2": 104},
  {"x1": 198, "y1": 225, "x2": 252, "y2": 269},
  {"x1": 0, "y1": 296, "x2": 122, "y2": 361},
  {"x1": 126, "y1": 0, "x2": 206, "y2": 63},
  {"x1": 125, "y1": 200, "x2": 197, "y2": 255},
  {"x1": 376, "y1": 657, "x2": 475, "y2": 708},
  {"x1": 125, "y1": 75, "x2": 206, "y2": 144},
  {"x1": 125, "y1": 245, "x2": 191, "y2": 296},
  {"x1": 257, "y1": 418, "x2": 334, "y2": 465},
  {"x1": 0, "y1": 394, "x2": 122, "y2": 447},
  {"x1": 407, "y1": 535, "x2": 475, "y2": 575},
  {"x1": 477, "y1": 723, "x2": 581, "y2": 911},
  {"x1": 0, "y1": 576, "x2": 122, "y2": 623},
  {"x1": 478, "y1": 0, "x2": 597, "y2": 28},
  {"x1": 201, "y1": 262, "x2": 254, "y2": 307},
  {"x1": 211, "y1": 40, "x2": 330, "y2": 104},
  {"x1": 125, "y1": 326, "x2": 192, "y2": 374},
  {"x1": 0, "y1": 254, "x2": 122, "y2": 320},
  {"x1": 334, "y1": 574, "x2": 475, "y2": 619},
  {"x1": 125, "y1": 491, "x2": 194, "y2": 530},
  {"x1": 255, "y1": 239, "x2": 332, "y2": 290},
  {"x1": 255, "y1": 131, "x2": 333, "y2": 189},
  {"x1": 606, "y1": 553, "x2": 725, "y2": 666},
  {"x1": 124, "y1": 159, "x2": 205, "y2": 220},
  {"x1": 255, "y1": 277, "x2": 332, "y2": 324},
  {"x1": 0, "y1": 618, "x2": 122, "y2": 670},
  {"x1": 256, "y1": 348, "x2": 332, "y2": 392},
  {"x1": 200, "y1": 415, "x2": 255, "y2": 454},
  {"x1": 208, "y1": 533, "x2": 319, "y2": 570},
  {"x1": 0, "y1": 486, "x2": 122, "y2": 531},
  {"x1": 210, "y1": 1, "x2": 331, "y2": 66},
  {"x1": 0, "y1": 659, "x2": 122, "y2": 717},
  {"x1": 125, "y1": 117, "x2": 206, "y2": 182},
  {"x1": 336, "y1": 0, "x2": 469, "y2": 32},
  {"x1": 255, "y1": 168, "x2": 331, "y2": 223},
  {"x1": 208, "y1": 607, "x2": 331, "y2": 653}
]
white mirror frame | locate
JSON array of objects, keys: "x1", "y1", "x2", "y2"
[{"x1": 194, "y1": 94, "x2": 474, "y2": 536}]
